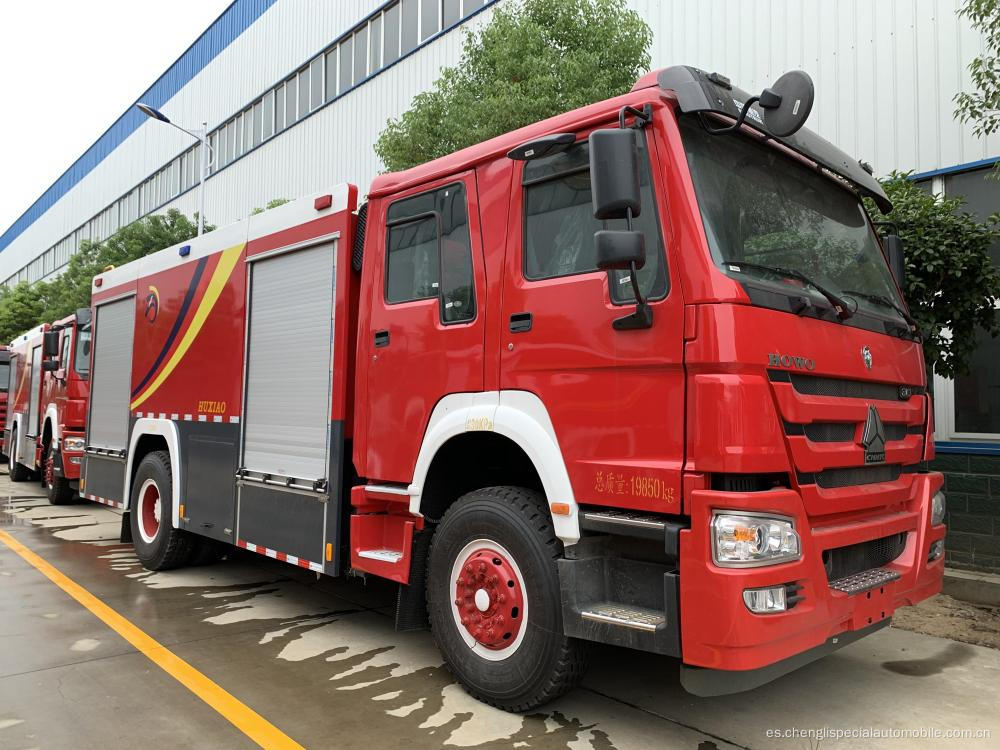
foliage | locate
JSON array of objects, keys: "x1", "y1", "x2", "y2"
[
  {"x1": 0, "y1": 209, "x2": 210, "y2": 343},
  {"x1": 375, "y1": 0, "x2": 652, "y2": 172},
  {"x1": 865, "y1": 173, "x2": 1000, "y2": 378},
  {"x1": 251, "y1": 198, "x2": 290, "y2": 215},
  {"x1": 955, "y1": 0, "x2": 1000, "y2": 176}
]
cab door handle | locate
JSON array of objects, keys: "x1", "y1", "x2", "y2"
[
  {"x1": 374, "y1": 330, "x2": 390, "y2": 348},
  {"x1": 509, "y1": 312, "x2": 532, "y2": 333}
]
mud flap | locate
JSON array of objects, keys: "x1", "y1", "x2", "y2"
[
  {"x1": 395, "y1": 527, "x2": 433, "y2": 631},
  {"x1": 120, "y1": 512, "x2": 133, "y2": 544}
]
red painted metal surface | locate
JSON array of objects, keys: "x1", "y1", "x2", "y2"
[{"x1": 40, "y1": 313, "x2": 89, "y2": 480}]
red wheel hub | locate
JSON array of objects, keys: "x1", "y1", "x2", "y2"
[
  {"x1": 453, "y1": 548, "x2": 524, "y2": 649},
  {"x1": 140, "y1": 483, "x2": 161, "y2": 540}
]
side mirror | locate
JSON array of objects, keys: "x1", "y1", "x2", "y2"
[
  {"x1": 42, "y1": 331, "x2": 60, "y2": 357},
  {"x1": 75, "y1": 307, "x2": 92, "y2": 326},
  {"x1": 589, "y1": 129, "x2": 641, "y2": 220},
  {"x1": 758, "y1": 70, "x2": 815, "y2": 138},
  {"x1": 596, "y1": 231, "x2": 646, "y2": 271},
  {"x1": 42, "y1": 360, "x2": 59, "y2": 372},
  {"x1": 885, "y1": 234, "x2": 905, "y2": 288}
]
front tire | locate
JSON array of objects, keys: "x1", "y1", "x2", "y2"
[
  {"x1": 129, "y1": 451, "x2": 194, "y2": 570},
  {"x1": 8, "y1": 429, "x2": 30, "y2": 482},
  {"x1": 426, "y1": 486, "x2": 588, "y2": 711},
  {"x1": 44, "y1": 445, "x2": 75, "y2": 504}
]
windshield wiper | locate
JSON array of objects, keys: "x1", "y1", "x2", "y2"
[
  {"x1": 722, "y1": 261, "x2": 853, "y2": 320},
  {"x1": 841, "y1": 289, "x2": 920, "y2": 335}
]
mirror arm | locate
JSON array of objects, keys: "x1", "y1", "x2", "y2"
[
  {"x1": 610, "y1": 208, "x2": 653, "y2": 331},
  {"x1": 702, "y1": 96, "x2": 760, "y2": 136},
  {"x1": 618, "y1": 104, "x2": 652, "y2": 130}
]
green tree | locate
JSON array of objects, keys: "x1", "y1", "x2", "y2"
[
  {"x1": 954, "y1": 0, "x2": 1000, "y2": 176},
  {"x1": 375, "y1": 0, "x2": 652, "y2": 172},
  {"x1": 0, "y1": 208, "x2": 210, "y2": 342},
  {"x1": 251, "y1": 198, "x2": 290, "y2": 215},
  {"x1": 0, "y1": 282, "x2": 48, "y2": 343},
  {"x1": 866, "y1": 174, "x2": 1000, "y2": 378}
]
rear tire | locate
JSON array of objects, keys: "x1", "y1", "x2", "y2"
[
  {"x1": 129, "y1": 451, "x2": 194, "y2": 570},
  {"x1": 44, "y1": 445, "x2": 76, "y2": 504},
  {"x1": 8, "y1": 429, "x2": 30, "y2": 482},
  {"x1": 426, "y1": 486, "x2": 588, "y2": 711}
]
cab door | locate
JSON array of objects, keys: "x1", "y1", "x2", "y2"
[
  {"x1": 365, "y1": 173, "x2": 486, "y2": 482},
  {"x1": 499, "y1": 125, "x2": 685, "y2": 513}
]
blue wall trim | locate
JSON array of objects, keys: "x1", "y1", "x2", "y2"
[
  {"x1": 935, "y1": 440, "x2": 1000, "y2": 456},
  {"x1": 0, "y1": 0, "x2": 275, "y2": 255},
  {"x1": 910, "y1": 156, "x2": 1000, "y2": 181}
]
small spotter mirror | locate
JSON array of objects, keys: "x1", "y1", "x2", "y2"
[{"x1": 759, "y1": 70, "x2": 814, "y2": 137}]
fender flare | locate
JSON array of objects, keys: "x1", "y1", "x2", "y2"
[
  {"x1": 7, "y1": 415, "x2": 21, "y2": 460},
  {"x1": 124, "y1": 418, "x2": 182, "y2": 527},
  {"x1": 43, "y1": 405, "x2": 60, "y2": 445},
  {"x1": 407, "y1": 390, "x2": 580, "y2": 544}
]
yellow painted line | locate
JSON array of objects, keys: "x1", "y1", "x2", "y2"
[{"x1": 0, "y1": 529, "x2": 303, "y2": 750}]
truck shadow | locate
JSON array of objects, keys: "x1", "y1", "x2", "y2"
[{"x1": 881, "y1": 641, "x2": 975, "y2": 676}]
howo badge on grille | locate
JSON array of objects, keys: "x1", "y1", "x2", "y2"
[{"x1": 860, "y1": 405, "x2": 887, "y2": 464}]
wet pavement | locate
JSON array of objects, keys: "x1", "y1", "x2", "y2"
[{"x1": 1, "y1": 472, "x2": 997, "y2": 749}]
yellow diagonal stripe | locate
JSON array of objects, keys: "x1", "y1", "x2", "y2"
[
  {"x1": 0, "y1": 529, "x2": 303, "y2": 750},
  {"x1": 131, "y1": 243, "x2": 243, "y2": 409}
]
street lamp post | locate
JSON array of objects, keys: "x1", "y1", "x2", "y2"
[{"x1": 136, "y1": 103, "x2": 214, "y2": 235}]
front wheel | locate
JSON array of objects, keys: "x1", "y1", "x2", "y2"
[
  {"x1": 8, "y1": 429, "x2": 30, "y2": 482},
  {"x1": 129, "y1": 451, "x2": 194, "y2": 570},
  {"x1": 426, "y1": 486, "x2": 588, "y2": 712},
  {"x1": 44, "y1": 445, "x2": 75, "y2": 504}
]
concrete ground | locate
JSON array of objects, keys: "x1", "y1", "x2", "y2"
[{"x1": 1, "y1": 473, "x2": 997, "y2": 750}]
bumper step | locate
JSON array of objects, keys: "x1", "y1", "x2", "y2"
[
  {"x1": 830, "y1": 566, "x2": 901, "y2": 595},
  {"x1": 580, "y1": 603, "x2": 666, "y2": 632}
]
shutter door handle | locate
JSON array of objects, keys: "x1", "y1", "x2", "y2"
[
  {"x1": 374, "y1": 330, "x2": 390, "y2": 348},
  {"x1": 509, "y1": 312, "x2": 532, "y2": 333}
]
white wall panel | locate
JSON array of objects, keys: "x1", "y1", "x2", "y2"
[{"x1": 4, "y1": 0, "x2": 1000, "y2": 284}]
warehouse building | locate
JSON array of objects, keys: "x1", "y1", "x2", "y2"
[{"x1": 1, "y1": 0, "x2": 999, "y2": 570}]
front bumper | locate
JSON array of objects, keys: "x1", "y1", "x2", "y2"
[
  {"x1": 57, "y1": 433, "x2": 85, "y2": 481},
  {"x1": 679, "y1": 471, "x2": 944, "y2": 680}
]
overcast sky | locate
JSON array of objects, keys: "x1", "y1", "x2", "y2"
[{"x1": 0, "y1": 0, "x2": 233, "y2": 233}]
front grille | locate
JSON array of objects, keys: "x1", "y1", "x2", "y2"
[
  {"x1": 823, "y1": 532, "x2": 907, "y2": 581},
  {"x1": 769, "y1": 370, "x2": 922, "y2": 401},
  {"x1": 797, "y1": 464, "x2": 902, "y2": 488},
  {"x1": 784, "y1": 421, "x2": 915, "y2": 443}
]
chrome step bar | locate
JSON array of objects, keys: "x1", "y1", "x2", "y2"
[
  {"x1": 580, "y1": 602, "x2": 666, "y2": 632},
  {"x1": 830, "y1": 567, "x2": 902, "y2": 595}
]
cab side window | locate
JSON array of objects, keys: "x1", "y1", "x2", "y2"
[
  {"x1": 60, "y1": 335, "x2": 70, "y2": 370},
  {"x1": 385, "y1": 183, "x2": 475, "y2": 323},
  {"x1": 522, "y1": 133, "x2": 669, "y2": 303}
]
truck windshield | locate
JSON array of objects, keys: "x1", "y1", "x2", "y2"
[
  {"x1": 74, "y1": 327, "x2": 91, "y2": 377},
  {"x1": 678, "y1": 116, "x2": 904, "y2": 325},
  {"x1": 0, "y1": 362, "x2": 8, "y2": 390}
]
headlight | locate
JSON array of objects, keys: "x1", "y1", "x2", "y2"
[
  {"x1": 931, "y1": 491, "x2": 946, "y2": 526},
  {"x1": 62, "y1": 437, "x2": 86, "y2": 452},
  {"x1": 712, "y1": 512, "x2": 800, "y2": 567}
]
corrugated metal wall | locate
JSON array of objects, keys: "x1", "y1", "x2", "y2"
[{"x1": 3, "y1": 0, "x2": 998, "y2": 282}]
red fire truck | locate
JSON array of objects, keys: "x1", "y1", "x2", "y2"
[
  {"x1": 0, "y1": 346, "x2": 11, "y2": 457},
  {"x1": 5, "y1": 325, "x2": 49, "y2": 482},
  {"x1": 36, "y1": 310, "x2": 91, "y2": 503},
  {"x1": 82, "y1": 66, "x2": 944, "y2": 709},
  {"x1": 4, "y1": 312, "x2": 90, "y2": 503}
]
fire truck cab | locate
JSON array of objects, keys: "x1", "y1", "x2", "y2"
[
  {"x1": 84, "y1": 66, "x2": 944, "y2": 710},
  {"x1": 38, "y1": 309, "x2": 91, "y2": 503},
  {"x1": 0, "y1": 347, "x2": 10, "y2": 458}
]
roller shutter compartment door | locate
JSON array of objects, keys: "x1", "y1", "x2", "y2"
[
  {"x1": 88, "y1": 297, "x2": 135, "y2": 450},
  {"x1": 27, "y1": 346, "x2": 41, "y2": 436},
  {"x1": 243, "y1": 241, "x2": 335, "y2": 482}
]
